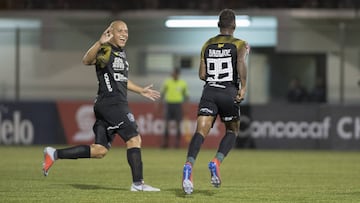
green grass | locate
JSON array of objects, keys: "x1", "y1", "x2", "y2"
[{"x1": 1, "y1": 146, "x2": 360, "y2": 203}]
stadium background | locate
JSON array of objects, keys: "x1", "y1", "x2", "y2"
[{"x1": 0, "y1": 0, "x2": 359, "y2": 150}]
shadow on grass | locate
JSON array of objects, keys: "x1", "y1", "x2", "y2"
[
  {"x1": 169, "y1": 188, "x2": 216, "y2": 198},
  {"x1": 70, "y1": 184, "x2": 126, "y2": 191}
]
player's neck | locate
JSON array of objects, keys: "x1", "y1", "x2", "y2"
[
  {"x1": 109, "y1": 42, "x2": 124, "y2": 50},
  {"x1": 220, "y1": 29, "x2": 234, "y2": 36}
]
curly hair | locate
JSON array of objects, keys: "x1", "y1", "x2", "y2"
[{"x1": 217, "y1": 9, "x2": 236, "y2": 29}]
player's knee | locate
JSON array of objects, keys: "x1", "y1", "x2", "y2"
[
  {"x1": 225, "y1": 121, "x2": 240, "y2": 136},
  {"x1": 96, "y1": 148, "x2": 108, "y2": 158},
  {"x1": 126, "y1": 135, "x2": 142, "y2": 148},
  {"x1": 90, "y1": 144, "x2": 108, "y2": 158}
]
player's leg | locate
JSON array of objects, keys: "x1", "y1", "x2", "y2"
[
  {"x1": 185, "y1": 115, "x2": 214, "y2": 165},
  {"x1": 42, "y1": 144, "x2": 108, "y2": 176},
  {"x1": 125, "y1": 135, "x2": 160, "y2": 192},
  {"x1": 182, "y1": 115, "x2": 214, "y2": 194},
  {"x1": 208, "y1": 120, "x2": 239, "y2": 187},
  {"x1": 174, "y1": 104, "x2": 183, "y2": 148},
  {"x1": 57, "y1": 144, "x2": 107, "y2": 159},
  {"x1": 208, "y1": 86, "x2": 240, "y2": 187},
  {"x1": 126, "y1": 135, "x2": 143, "y2": 187},
  {"x1": 214, "y1": 121, "x2": 239, "y2": 163},
  {"x1": 175, "y1": 119, "x2": 181, "y2": 148},
  {"x1": 185, "y1": 87, "x2": 217, "y2": 167},
  {"x1": 162, "y1": 103, "x2": 171, "y2": 148},
  {"x1": 42, "y1": 120, "x2": 110, "y2": 176},
  {"x1": 163, "y1": 119, "x2": 170, "y2": 148}
]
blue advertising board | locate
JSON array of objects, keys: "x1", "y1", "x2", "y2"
[{"x1": 0, "y1": 101, "x2": 65, "y2": 145}]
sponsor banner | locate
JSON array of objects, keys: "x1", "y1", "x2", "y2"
[
  {"x1": 56, "y1": 101, "x2": 226, "y2": 148},
  {"x1": 320, "y1": 106, "x2": 360, "y2": 150},
  {"x1": 56, "y1": 101, "x2": 97, "y2": 146},
  {"x1": 2, "y1": 100, "x2": 359, "y2": 150},
  {"x1": 0, "y1": 101, "x2": 65, "y2": 145},
  {"x1": 238, "y1": 105, "x2": 360, "y2": 150}
]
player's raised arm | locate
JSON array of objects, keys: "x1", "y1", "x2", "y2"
[{"x1": 82, "y1": 26, "x2": 113, "y2": 65}]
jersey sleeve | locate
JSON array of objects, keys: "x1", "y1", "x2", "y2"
[
  {"x1": 96, "y1": 44, "x2": 111, "y2": 68},
  {"x1": 245, "y1": 41, "x2": 250, "y2": 54},
  {"x1": 200, "y1": 41, "x2": 209, "y2": 61}
]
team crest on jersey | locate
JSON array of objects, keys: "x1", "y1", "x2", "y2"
[{"x1": 112, "y1": 57, "x2": 125, "y2": 70}]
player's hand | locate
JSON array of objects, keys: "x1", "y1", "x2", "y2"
[
  {"x1": 99, "y1": 26, "x2": 113, "y2": 45},
  {"x1": 235, "y1": 88, "x2": 246, "y2": 103},
  {"x1": 141, "y1": 84, "x2": 161, "y2": 101}
]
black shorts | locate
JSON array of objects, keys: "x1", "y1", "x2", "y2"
[
  {"x1": 93, "y1": 100, "x2": 139, "y2": 149},
  {"x1": 198, "y1": 84, "x2": 240, "y2": 122},
  {"x1": 165, "y1": 103, "x2": 183, "y2": 122}
]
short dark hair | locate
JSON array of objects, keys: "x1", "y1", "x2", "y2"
[{"x1": 218, "y1": 9, "x2": 236, "y2": 29}]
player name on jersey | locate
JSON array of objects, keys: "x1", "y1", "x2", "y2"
[{"x1": 208, "y1": 49, "x2": 231, "y2": 57}]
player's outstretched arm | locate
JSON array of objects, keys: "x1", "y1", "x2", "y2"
[{"x1": 128, "y1": 80, "x2": 160, "y2": 101}]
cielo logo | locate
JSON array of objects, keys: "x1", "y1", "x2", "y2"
[{"x1": 0, "y1": 110, "x2": 34, "y2": 144}]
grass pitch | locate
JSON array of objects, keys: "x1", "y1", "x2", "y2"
[{"x1": 0, "y1": 146, "x2": 360, "y2": 203}]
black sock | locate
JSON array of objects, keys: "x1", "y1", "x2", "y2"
[
  {"x1": 186, "y1": 132, "x2": 204, "y2": 165},
  {"x1": 127, "y1": 148, "x2": 143, "y2": 183},
  {"x1": 217, "y1": 131, "x2": 236, "y2": 157},
  {"x1": 57, "y1": 145, "x2": 90, "y2": 159}
]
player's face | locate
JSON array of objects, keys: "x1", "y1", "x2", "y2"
[{"x1": 111, "y1": 22, "x2": 128, "y2": 48}]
